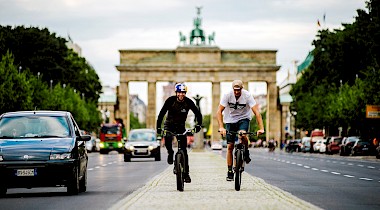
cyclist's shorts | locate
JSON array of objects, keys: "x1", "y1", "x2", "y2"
[{"x1": 226, "y1": 119, "x2": 250, "y2": 144}]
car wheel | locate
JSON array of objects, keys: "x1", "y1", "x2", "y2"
[
  {"x1": 67, "y1": 166, "x2": 79, "y2": 195},
  {"x1": 0, "y1": 184, "x2": 7, "y2": 197},
  {"x1": 124, "y1": 154, "x2": 131, "y2": 162},
  {"x1": 79, "y1": 168, "x2": 87, "y2": 193},
  {"x1": 155, "y1": 152, "x2": 161, "y2": 161}
]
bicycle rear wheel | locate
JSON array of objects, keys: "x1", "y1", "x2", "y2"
[
  {"x1": 175, "y1": 152, "x2": 185, "y2": 191},
  {"x1": 235, "y1": 150, "x2": 243, "y2": 191}
]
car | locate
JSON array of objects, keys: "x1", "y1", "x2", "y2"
[
  {"x1": 85, "y1": 136, "x2": 100, "y2": 152},
  {"x1": 300, "y1": 137, "x2": 311, "y2": 153},
  {"x1": 285, "y1": 139, "x2": 301, "y2": 153},
  {"x1": 325, "y1": 136, "x2": 343, "y2": 154},
  {"x1": 124, "y1": 128, "x2": 161, "y2": 162},
  {"x1": 351, "y1": 138, "x2": 371, "y2": 156},
  {"x1": 339, "y1": 136, "x2": 359, "y2": 156},
  {"x1": 211, "y1": 140, "x2": 223, "y2": 150},
  {"x1": 0, "y1": 111, "x2": 91, "y2": 196},
  {"x1": 313, "y1": 138, "x2": 325, "y2": 153}
]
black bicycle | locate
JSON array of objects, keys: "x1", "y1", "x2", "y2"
[
  {"x1": 162, "y1": 129, "x2": 194, "y2": 192},
  {"x1": 226, "y1": 131, "x2": 256, "y2": 191}
]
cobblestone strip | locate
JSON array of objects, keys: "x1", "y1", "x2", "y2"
[{"x1": 110, "y1": 151, "x2": 322, "y2": 210}]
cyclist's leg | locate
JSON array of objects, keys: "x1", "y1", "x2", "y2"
[
  {"x1": 226, "y1": 123, "x2": 236, "y2": 181},
  {"x1": 237, "y1": 119, "x2": 251, "y2": 163},
  {"x1": 164, "y1": 127, "x2": 174, "y2": 164}
]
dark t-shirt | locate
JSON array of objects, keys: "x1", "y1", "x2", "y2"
[{"x1": 156, "y1": 96, "x2": 202, "y2": 129}]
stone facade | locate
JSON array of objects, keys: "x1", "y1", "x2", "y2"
[{"x1": 116, "y1": 46, "x2": 281, "y2": 141}]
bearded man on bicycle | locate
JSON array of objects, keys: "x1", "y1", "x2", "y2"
[
  {"x1": 217, "y1": 80, "x2": 265, "y2": 181},
  {"x1": 156, "y1": 83, "x2": 202, "y2": 183}
]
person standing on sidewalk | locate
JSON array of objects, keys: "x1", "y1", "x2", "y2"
[
  {"x1": 156, "y1": 83, "x2": 203, "y2": 183},
  {"x1": 217, "y1": 80, "x2": 265, "y2": 181}
]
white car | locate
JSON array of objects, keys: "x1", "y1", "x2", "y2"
[
  {"x1": 211, "y1": 141, "x2": 223, "y2": 150},
  {"x1": 313, "y1": 137, "x2": 325, "y2": 153}
]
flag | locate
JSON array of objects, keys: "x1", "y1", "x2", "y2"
[{"x1": 317, "y1": 19, "x2": 321, "y2": 27}]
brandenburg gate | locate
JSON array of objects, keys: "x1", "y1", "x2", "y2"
[{"x1": 116, "y1": 8, "x2": 281, "y2": 142}]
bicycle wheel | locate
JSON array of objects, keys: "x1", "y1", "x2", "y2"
[
  {"x1": 235, "y1": 150, "x2": 243, "y2": 191},
  {"x1": 175, "y1": 152, "x2": 185, "y2": 191}
]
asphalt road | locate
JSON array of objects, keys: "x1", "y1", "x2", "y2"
[
  {"x1": 1, "y1": 149, "x2": 170, "y2": 210},
  {"x1": 213, "y1": 147, "x2": 380, "y2": 210}
]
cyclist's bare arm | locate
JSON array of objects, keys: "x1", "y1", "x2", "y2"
[
  {"x1": 217, "y1": 104, "x2": 226, "y2": 136},
  {"x1": 251, "y1": 104, "x2": 265, "y2": 135}
]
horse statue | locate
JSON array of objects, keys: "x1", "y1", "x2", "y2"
[
  {"x1": 208, "y1": 32, "x2": 215, "y2": 45},
  {"x1": 179, "y1": 31, "x2": 187, "y2": 46}
]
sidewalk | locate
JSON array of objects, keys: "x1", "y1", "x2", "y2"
[{"x1": 110, "y1": 151, "x2": 322, "y2": 210}]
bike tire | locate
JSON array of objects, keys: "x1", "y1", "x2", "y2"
[
  {"x1": 235, "y1": 150, "x2": 243, "y2": 191},
  {"x1": 176, "y1": 152, "x2": 184, "y2": 191}
]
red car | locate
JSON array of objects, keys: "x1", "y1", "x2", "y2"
[{"x1": 325, "y1": 136, "x2": 343, "y2": 154}]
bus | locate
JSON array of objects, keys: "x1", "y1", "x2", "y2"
[{"x1": 99, "y1": 123, "x2": 124, "y2": 154}]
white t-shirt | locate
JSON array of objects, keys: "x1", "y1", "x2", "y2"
[{"x1": 220, "y1": 89, "x2": 257, "y2": 123}]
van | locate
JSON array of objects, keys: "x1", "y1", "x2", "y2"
[{"x1": 310, "y1": 129, "x2": 324, "y2": 152}]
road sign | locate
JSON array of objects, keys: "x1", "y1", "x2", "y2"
[{"x1": 366, "y1": 105, "x2": 380, "y2": 118}]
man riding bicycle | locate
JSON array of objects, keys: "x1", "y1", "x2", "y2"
[
  {"x1": 156, "y1": 83, "x2": 202, "y2": 183},
  {"x1": 217, "y1": 80, "x2": 265, "y2": 181}
]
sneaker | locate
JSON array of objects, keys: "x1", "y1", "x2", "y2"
[
  {"x1": 167, "y1": 153, "x2": 173, "y2": 165},
  {"x1": 184, "y1": 174, "x2": 191, "y2": 183},
  {"x1": 226, "y1": 170, "x2": 234, "y2": 181}
]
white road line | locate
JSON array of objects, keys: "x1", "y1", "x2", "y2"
[
  {"x1": 331, "y1": 172, "x2": 341, "y2": 175},
  {"x1": 367, "y1": 166, "x2": 375, "y2": 169},
  {"x1": 332, "y1": 161, "x2": 337, "y2": 163},
  {"x1": 108, "y1": 162, "x2": 113, "y2": 164},
  {"x1": 326, "y1": 160, "x2": 331, "y2": 162},
  {"x1": 102, "y1": 164, "x2": 108, "y2": 167},
  {"x1": 357, "y1": 164, "x2": 364, "y2": 167},
  {"x1": 291, "y1": 162, "x2": 296, "y2": 165},
  {"x1": 312, "y1": 168, "x2": 319, "y2": 171},
  {"x1": 304, "y1": 166, "x2": 310, "y2": 169},
  {"x1": 88, "y1": 168, "x2": 94, "y2": 171},
  {"x1": 359, "y1": 178, "x2": 373, "y2": 181},
  {"x1": 297, "y1": 164, "x2": 303, "y2": 166},
  {"x1": 321, "y1": 169, "x2": 329, "y2": 172},
  {"x1": 340, "y1": 162, "x2": 346, "y2": 164},
  {"x1": 344, "y1": 175, "x2": 355, "y2": 178},
  {"x1": 286, "y1": 161, "x2": 290, "y2": 163},
  {"x1": 95, "y1": 166, "x2": 100, "y2": 169},
  {"x1": 348, "y1": 163, "x2": 354, "y2": 166}
]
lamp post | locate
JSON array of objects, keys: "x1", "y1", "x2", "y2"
[
  {"x1": 50, "y1": 80, "x2": 53, "y2": 92},
  {"x1": 291, "y1": 111, "x2": 297, "y2": 139}
]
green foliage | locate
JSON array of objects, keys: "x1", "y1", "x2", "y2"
[
  {"x1": 0, "y1": 26, "x2": 103, "y2": 132},
  {"x1": 250, "y1": 110, "x2": 266, "y2": 140},
  {"x1": 290, "y1": 0, "x2": 380, "y2": 136},
  {"x1": 130, "y1": 112, "x2": 146, "y2": 130}
]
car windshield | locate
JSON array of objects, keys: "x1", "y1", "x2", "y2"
[
  {"x1": 101, "y1": 126, "x2": 119, "y2": 134},
  {"x1": 0, "y1": 115, "x2": 70, "y2": 139},
  {"x1": 128, "y1": 131, "x2": 156, "y2": 142}
]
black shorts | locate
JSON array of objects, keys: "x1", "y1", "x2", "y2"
[{"x1": 225, "y1": 119, "x2": 250, "y2": 144}]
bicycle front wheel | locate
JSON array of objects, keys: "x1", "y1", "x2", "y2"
[
  {"x1": 175, "y1": 152, "x2": 185, "y2": 191},
  {"x1": 235, "y1": 150, "x2": 243, "y2": 191}
]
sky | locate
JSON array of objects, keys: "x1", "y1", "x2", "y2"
[{"x1": 0, "y1": 0, "x2": 367, "y2": 114}]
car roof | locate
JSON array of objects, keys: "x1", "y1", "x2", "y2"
[{"x1": 1, "y1": 110, "x2": 70, "y2": 117}]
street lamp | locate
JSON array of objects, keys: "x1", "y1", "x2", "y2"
[
  {"x1": 50, "y1": 80, "x2": 53, "y2": 92},
  {"x1": 291, "y1": 111, "x2": 297, "y2": 139}
]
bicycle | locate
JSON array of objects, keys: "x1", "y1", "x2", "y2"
[
  {"x1": 225, "y1": 131, "x2": 256, "y2": 191},
  {"x1": 161, "y1": 128, "x2": 194, "y2": 192}
]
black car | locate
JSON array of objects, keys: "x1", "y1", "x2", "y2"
[
  {"x1": 0, "y1": 111, "x2": 91, "y2": 196},
  {"x1": 285, "y1": 139, "x2": 302, "y2": 153}
]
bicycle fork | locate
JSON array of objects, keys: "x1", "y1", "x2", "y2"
[{"x1": 234, "y1": 145, "x2": 245, "y2": 173}]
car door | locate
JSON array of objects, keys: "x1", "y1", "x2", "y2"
[{"x1": 70, "y1": 115, "x2": 87, "y2": 178}]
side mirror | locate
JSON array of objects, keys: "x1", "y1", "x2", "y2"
[{"x1": 78, "y1": 135, "x2": 91, "y2": 141}]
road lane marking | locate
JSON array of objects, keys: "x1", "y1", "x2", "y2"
[
  {"x1": 304, "y1": 166, "x2": 310, "y2": 169},
  {"x1": 88, "y1": 168, "x2": 94, "y2": 171},
  {"x1": 348, "y1": 163, "x2": 354, "y2": 166},
  {"x1": 311, "y1": 168, "x2": 319, "y2": 171},
  {"x1": 95, "y1": 166, "x2": 100, "y2": 169},
  {"x1": 367, "y1": 166, "x2": 375, "y2": 169},
  {"x1": 331, "y1": 172, "x2": 341, "y2": 175},
  {"x1": 102, "y1": 164, "x2": 108, "y2": 167},
  {"x1": 340, "y1": 162, "x2": 346, "y2": 164},
  {"x1": 291, "y1": 162, "x2": 296, "y2": 164},
  {"x1": 297, "y1": 164, "x2": 303, "y2": 166},
  {"x1": 359, "y1": 178, "x2": 373, "y2": 181},
  {"x1": 321, "y1": 170, "x2": 329, "y2": 172},
  {"x1": 357, "y1": 164, "x2": 364, "y2": 167},
  {"x1": 344, "y1": 175, "x2": 355, "y2": 178}
]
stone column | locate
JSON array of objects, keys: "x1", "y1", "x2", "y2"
[
  {"x1": 147, "y1": 81, "x2": 156, "y2": 129},
  {"x1": 243, "y1": 81, "x2": 249, "y2": 90},
  {"x1": 119, "y1": 81, "x2": 130, "y2": 134},
  {"x1": 281, "y1": 105, "x2": 289, "y2": 141},
  {"x1": 266, "y1": 82, "x2": 281, "y2": 142},
  {"x1": 211, "y1": 82, "x2": 221, "y2": 141}
]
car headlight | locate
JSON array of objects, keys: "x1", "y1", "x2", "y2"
[
  {"x1": 0, "y1": 155, "x2": 3, "y2": 161},
  {"x1": 50, "y1": 153, "x2": 71, "y2": 160},
  {"x1": 148, "y1": 144, "x2": 158, "y2": 150},
  {"x1": 100, "y1": 142, "x2": 105, "y2": 148},
  {"x1": 125, "y1": 145, "x2": 134, "y2": 151},
  {"x1": 118, "y1": 142, "x2": 123, "y2": 148}
]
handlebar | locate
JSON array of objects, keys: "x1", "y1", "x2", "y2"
[
  {"x1": 160, "y1": 128, "x2": 195, "y2": 136},
  {"x1": 227, "y1": 131, "x2": 257, "y2": 136}
]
